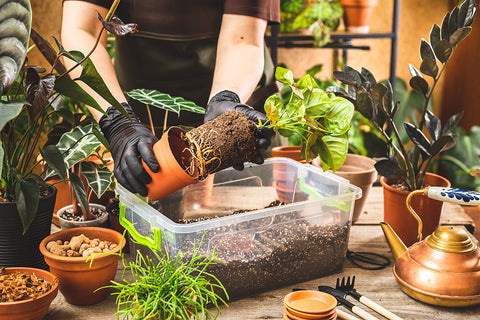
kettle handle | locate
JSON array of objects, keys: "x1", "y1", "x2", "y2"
[
  {"x1": 425, "y1": 187, "x2": 480, "y2": 205},
  {"x1": 406, "y1": 187, "x2": 480, "y2": 242}
]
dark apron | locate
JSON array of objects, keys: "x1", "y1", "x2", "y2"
[{"x1": 114, "y1": 0, "x2": 277, "y2": 128}]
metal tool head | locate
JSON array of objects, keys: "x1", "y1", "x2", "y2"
[{"x1": 317, "y1": 285, "x2": 348, "y2": 300}]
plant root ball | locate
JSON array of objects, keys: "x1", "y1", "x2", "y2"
[{"x1": 186, "y1": 110, "x2": 258, "y2": 177}]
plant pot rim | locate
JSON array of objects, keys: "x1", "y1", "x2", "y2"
[
  {"x1": 380, "y1": 173, "x2": 451, "y2": 194},
  {"x1": 57, "y1": 203, "x2": 107, "y2": 221},
  {"x1": 0, "y1": 267, "x2": 59, "y2": 306},
  {"x1": 39, "y1": 226, "x2": 125, "y2": 263}
]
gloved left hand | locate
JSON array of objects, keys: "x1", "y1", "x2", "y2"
[{"x1": 205, "y1": 90, "x2": 275, "y2": 170}]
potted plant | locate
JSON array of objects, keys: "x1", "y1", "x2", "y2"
[
  {"x1": 143, "y1": 66, "x2": 354, "y2": 202},
  {"x1": 340, "y1": 0, "x2": 378, "y2": 33},
  {"x1": 329, "y1": 0, "x2": 477, "y2": 245},
  {"x1": 49, "y1": 124, "x2": 115, "y2": 229},
  {"x1": 280, "y1": 0, "x2": 344, "y2": 46},
  {"x1": 107, "y1": 221, "x2": 228, "y2": 319},
  {"x1": 0, "y1": 0, "x2": 132, "y2": 269},
  {"x1": 0, "y1": 266, "x2": 59, "y2": 320}
]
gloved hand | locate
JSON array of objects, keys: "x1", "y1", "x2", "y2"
[
  {"x1": 205, "y1": 90, "x2": 275, "y2": 170},
  {"x1": 99, "y1": 103, "x2": 159, "y2": 196}
]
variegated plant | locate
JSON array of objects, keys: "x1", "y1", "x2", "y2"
[
  {"x1": 0, "y1": 0, "x2": 133, "y2": 232},
  {"x1": 46, "y1": 124, "x2": 114, "y2": 218}
]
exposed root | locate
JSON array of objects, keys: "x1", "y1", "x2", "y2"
[{"x1": 184, "y1": 133, "x2": 221, "y2": 179}]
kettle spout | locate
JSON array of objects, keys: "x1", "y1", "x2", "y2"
[{"x1": 380, "y1": 222, "x2": 407, "y2": 261}]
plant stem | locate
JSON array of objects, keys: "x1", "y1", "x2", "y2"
[{"x1": 146, "y1": 104, "x2": 155, "y2": 135}]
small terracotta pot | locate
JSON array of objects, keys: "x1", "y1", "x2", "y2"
[
  {"x1": 272, "y1": 146, "x2": 304, "y2": 162},
  {"x1": 381, "y1": 173, "x2": 451, "y2": 247},
  {"x1": 39, "y1": 227, "x2": 125, "y2": 306},
  {"x1": 57, "y1": 204, "x2": 109, "y2": 230},
  {"x1": 0, "y1": 267, "x2": 59, "y2": 320},
  {"x1": 340, "y1": 0, "x2": 378, "y2": 33},
  {"x1": 144, "y1": 127, "x2": 199, "y2": 201},
  {"x1": 313, "y1": 154, "x2": 377, "y2": 223},
  {"x1": 273, "y1": 180, "x2": 308, "y2": 204}
]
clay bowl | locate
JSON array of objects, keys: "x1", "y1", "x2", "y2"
[
  {"x1": 0, "y1": 267, "x2": 59, "y2": 320},
  {"x1": 284, "y1": 290, "x2": 337, "y2": 315}
]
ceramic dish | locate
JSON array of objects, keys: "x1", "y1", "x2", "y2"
[{"x1": 284, "y1": 290, "x2": 337, "y2": 314}]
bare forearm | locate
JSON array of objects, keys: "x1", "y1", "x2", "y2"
[
  {"x1": 61, "y1": 1, "x2": 126, "y2": 121},
  {"x1": 209, "y1": 14, "x2": 267, "y2": 103}
]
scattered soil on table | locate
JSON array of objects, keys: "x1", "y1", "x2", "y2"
[
  {"x1": 46, "y1": 234, "x2": 118, "y2": 258},
  {"x1": 186, "y1": 110, "x2": 258, "y2": 178},
  {"x1": 59, "y1": 206, "x2": 106, "y2": 222},
  {"x1": 0, "y1": 267, "x2": 55, "y2": 302}
]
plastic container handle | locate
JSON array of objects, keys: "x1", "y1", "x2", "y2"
[
  {"x1": 119, "y1": 202, "x2": 161, "y2": 251},
  {"x1": 426, "y1": 187, "x2": 480, "y2": 206}
]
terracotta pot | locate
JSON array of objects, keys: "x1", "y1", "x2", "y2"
[
  {"x1": 380, "y1": 173, "x2": 451, "y2": 247},
  {"x1": 340, "y1": 0, "x2": 378, "y2": 33},
  {"x1": 39, "y1": 227, "x2": 125, "y2": 306},
  {"x1": 144, "y1": 127, "x2": 199, "y2": 201},
  {"x1": 0, "y1": 267, "x2": 59, "y2": 320},
  {"x1": 273, "y1": 180, "x2": 308, "y2": 204},
  {"x1": 57, "y1": 204, "x2": 109, "y2": 230},
  {"x1": 272, "y1": 146, "x2": 304, "y2": 162},
  {"x1": 312, "y1": 154, "x2": 377, "y2": 223}
]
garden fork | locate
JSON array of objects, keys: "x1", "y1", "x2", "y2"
[{"x1": 336, "y1": 276, "x2": 404, "y2": 320}]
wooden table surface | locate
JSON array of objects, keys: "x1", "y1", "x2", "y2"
[{"x1": 45, "y1": 187, "x2": 480, "y2": 319}]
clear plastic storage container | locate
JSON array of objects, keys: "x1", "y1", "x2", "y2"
[{"x1": 118, "y1": 158, "x2": 361, "y2": 299}]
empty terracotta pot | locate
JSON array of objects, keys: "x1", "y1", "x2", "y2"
[
  {"x1": 340, "y1": 0, "x2": 378, "y2": 33},
  {"x1": 313, "y1": 154, "x2": 377, "y2": 223},
  {"x1": 39, "y1": 227, "x2": 125, "y2": 305}
]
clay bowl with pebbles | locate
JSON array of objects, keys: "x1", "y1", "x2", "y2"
[
  {"x1": 39, "y1": 227, "x2": 125, "y2": 306},
  {"x1": 0, "y1": 267, "x2": 59, "y2": 320}
]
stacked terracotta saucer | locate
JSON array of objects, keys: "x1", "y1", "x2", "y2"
[{"x1": 284, "y1": 290, "x2": 338, "y2": 319}]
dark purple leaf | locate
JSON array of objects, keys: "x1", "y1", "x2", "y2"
[
  {"x1": 433, "y1": 39, "x2": 452, "y2": 63},
  {"x1": 430, "y1": 134, "x2": 456, "y2": 156},
  {"x1": 448, "y1": 7, "x2": 459, "y2": 37},
  {"x1": 425, "y1": 110, "x2": 441, "y2": 141},
  {"x1": 442, "y1": 111, "x2": 463, "y2": 135},
  {"x1": 333, "y1": 66, "x2": 362, "y2": 86},
  {"x1": 374, "y1": 157, "x2": 406, "y2": 179},
  {"x1": 441, "y1": 12, "x2": 450, "y2": 40},
  {"x1": 25, "y1": 67, "x2": 55, "y2": 121},
  {"x1": 404, "y1": 122, "x2": 431, "y2": 158},
  {"x1": 409, "y1": 76, "x2": 428, "y2": 95},
  {"x1": 360, "y1": 67, "x2": 377, "y2": 85},
  {"x1": 420, "y1": 58, "x2": 438, "y2": 78},
  {"x1": 97, "y1": 12, "x2": 138, "y2": 36},
  {"x1": 420, "y1": 39, "x2": 436, "y2": 61},
  {"x1": 430, "y1": 24, "x2": 441, "y2": 49},
  {"x1": 29, "y1": 28, "x2": 67, "y2": 75}
]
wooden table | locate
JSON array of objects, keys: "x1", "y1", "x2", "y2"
[{"x1": 44, "y1": 187, "x2": 480, "y2": 319}]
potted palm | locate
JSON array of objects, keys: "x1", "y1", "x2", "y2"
[
  {"x1": 329, "y1": 0, "x2": 477, "y2": 245},
  {"x1": 0, "y1": 0, "x2": 131, "y2": 269}
]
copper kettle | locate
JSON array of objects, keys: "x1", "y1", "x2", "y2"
[{"x1": 380, "y1": 187, "x2": 480, "y2": 307}]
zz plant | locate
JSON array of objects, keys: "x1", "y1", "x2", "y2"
[{"x1": 329, "y1": 0, "x2": 477, "y2": 190}]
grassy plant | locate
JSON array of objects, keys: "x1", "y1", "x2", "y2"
[{"x1": 108, "y1": 231, "x2": 228, "y2": 320}]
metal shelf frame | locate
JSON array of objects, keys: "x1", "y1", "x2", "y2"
[{"x1": 267, "y1": 0, "x2": 401, "y2": 90}]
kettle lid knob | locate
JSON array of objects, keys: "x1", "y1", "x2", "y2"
[{"x1": 425, "y1": 226, "x2": 476, "y2": 253}]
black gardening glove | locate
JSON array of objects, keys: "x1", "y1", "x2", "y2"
[
  {"x1": 99, "y1": 103, "x2": 159, "y2": 197},
  {"x1": 205, "y1": 90, "x2": 275, "y2": 170}
]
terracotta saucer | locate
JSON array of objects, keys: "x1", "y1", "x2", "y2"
[
  {"x1": 284, "y1": 290, "x2": 337, "y2": 314},
  {"x1": 284, "y1": 305, "x2": 337, "y2": 319}
]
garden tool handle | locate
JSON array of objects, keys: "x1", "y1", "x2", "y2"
[
  {"x1": 337, "y1": 309, "x2": 361, "y2": 320},
  {"x1": 425, "y1": 187, "x2": 480, "y2": 206},
  {"x1": 358, "y1": 296, "x2": 403, "y2": 320}
]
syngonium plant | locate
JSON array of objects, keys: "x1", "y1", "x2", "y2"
[
  {"x1": 0, "y1": 0, "x2": 137, "y2": 232},
  {"x1": 328, "y1": 0, "x2": 477, "y2": 191}
]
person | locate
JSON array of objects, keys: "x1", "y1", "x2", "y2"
[{"x1": 61, "y1": 0, "x2": 280, "y2": 197}]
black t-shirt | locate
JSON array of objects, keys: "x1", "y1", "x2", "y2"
[{"x1": 64, "y1": 0, "x2": 280, "y2": 127}]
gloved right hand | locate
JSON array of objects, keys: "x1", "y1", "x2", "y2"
[{"x1": 99, "y1": 103, "x2": 159, "y2": 197}]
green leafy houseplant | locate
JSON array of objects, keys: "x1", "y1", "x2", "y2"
[
  {"x1": 0, "y1": 0, "x2": 132, "y2": 233},
  {"x1": 280, "y1": 0, "x2": 343, "y2": 46},
  {"x1": 329, "y1": 0, "x2": 477, "y2": 190},
  {"x1": 264, "y1": 66, "x2": 354, "y2": 171},
  {"x1": 108, "y1": 220, "x2": 228, "y2": 320}
]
